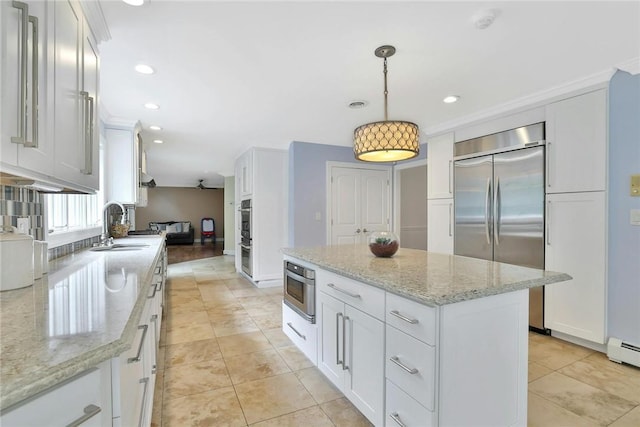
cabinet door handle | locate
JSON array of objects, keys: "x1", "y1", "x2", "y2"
[
  {"x1": 147, "y1": 283, "x2": 159, "y2": 299},
  {"x1": 286, "y1": 322, "x2": 306, "y2": 340},
  {"x1": 390, "y1": 310, "x2": 419, "y2": 324},
  {"x1": 11, "y1": 1, "x2": 29, "y2": 146},
  {"x1": 138, "y1": 377, "x2": 150, "y2": 427},
  {"x1": 25, "y1": 14, "x2": 38, "y2": 148},
  {"x1": 127, "y1": 324, "x2": 148, "y2": 363},
  {"x1": 65, "y1": 404, "x2": 102, "y2": 427},
  {"x1": 390, "y1": 412, "x2": 407, "y2": 427},
  {"x1": 390, "y1": 356, "x2": 419, "y2": 374},
  {"x1": 343, "y1": 315, "x2": 350, "y2": 372},
  {"x1": 336, "y1": 312, "x2": 343, "y2": 367},
  {"x1": 81, "y1": 93, "x2": 94, "y2": 175},
  {"x1": 327, "y1": 283, "x2": 361, "y2": 299},
  {"x1": 546, "y1": 141, "x2": 551, "y2": 188}
]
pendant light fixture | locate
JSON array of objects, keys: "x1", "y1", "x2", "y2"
[{"x1": 354, "y1": 45, "x2": 419, "y2": 162}]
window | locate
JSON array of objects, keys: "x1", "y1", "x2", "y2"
[{"x1": 46, "y1": 192, "x2": 102, "y2": 232}]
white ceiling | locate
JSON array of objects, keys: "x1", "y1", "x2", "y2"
[{"x1": 98, "y1": 1, "x2": 640, "y2": 188}]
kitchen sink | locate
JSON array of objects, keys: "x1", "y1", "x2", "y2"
[{"x1": 90, "y1": 243, "x2": 150, "y2": 251}]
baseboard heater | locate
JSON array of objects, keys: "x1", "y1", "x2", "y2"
[{"x1": 607, "y1": 337, "x2": 640, "y2": 368}]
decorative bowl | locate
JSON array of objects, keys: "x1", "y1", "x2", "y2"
[{"x1": 368, "y1": 231, "x2": 399, "y2": 257}]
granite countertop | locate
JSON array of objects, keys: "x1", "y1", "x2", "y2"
[
  {"x1": 0, "y1": 235, "x2": 165, "y2": 410},
  {"x1": 282, "y1": 245, "x2": 572, "y2": 307}
]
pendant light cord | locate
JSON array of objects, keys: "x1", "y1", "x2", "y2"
[{"x1": 383, "y1": 57, "x2": 389, "y2": 121}]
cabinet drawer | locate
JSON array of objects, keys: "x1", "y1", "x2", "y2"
[
  {"x1": 386, "y1": 292, "x2": 437, "y2": 345},
  {"x1": 386, "y1": 325, "x2": 436, "y2": 410},
  {"x1": 282, "y1": 302, "x2": 318, "y2": 365},
  {"x1": 1, "y1": 368, "x2": 104, "y2": 426},
  {"x1": 317, "y1": 269, "x2": 385, "y2": 320},
  {"x1": 386, "y1": 380, "x2": 435, "y2": 427}
]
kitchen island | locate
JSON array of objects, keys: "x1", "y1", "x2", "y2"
[
  {"x1": 0, "y1": 235, "x2": 166, "y2": 426},
  {"x1": 282, "y1": 245, "x2": 572, "y2": 427}
]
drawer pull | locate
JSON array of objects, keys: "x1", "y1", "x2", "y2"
[
  {"x1": 66, "y1": 404, "x2": 102, "y2": 427},
  {"x1": 390, "y1": 412, "x2": 407, "y2": 427},
  {"x1": 336, "y1": 313, "x2": 343, "y2": 367},
  {"x1": 147, "y1": 283, "x2": 159, "y2": 299},
  {"x1": 286, "y1": 322, "x2": 306, "y2": 340},
  {"x1": 390, "y1": 310, "x2": 419, "y2": 324},
  {"x1": 390, "y1": 356, "x2": 419, "y2": 375},
  {"x1": 128, "y1": 324, "x2": 148, "y2": 363},
  {"x1": 327, "y1": 283, "x2": 361, "y2": 299},
  {"x1": 138, "y1": 377, "x2": 150, "y2": 427}
]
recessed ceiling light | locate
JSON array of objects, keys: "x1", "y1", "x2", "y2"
[
  {"x1": 144, "y1": 103, "x2": 159, "y2": 110},
  {"x1": 135, "y1": 64, "x2": 155, "y2": 75},
  {"x1": 443, "y1": 95, "x2": 460, "y2": 104},
  {"x1": 122, "y1": 0, "x2": 144, "y2": 6},
  {"x1": 348, "y1": 101, "x2": 368, "y2": 109},
  {"x1": 149, "y1": 125, "x2": 162, "y2": 131},
  {"x1": 153, "y1": 139, "x2": 163, "y2": 144}
]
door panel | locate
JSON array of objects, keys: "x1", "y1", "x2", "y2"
[
  {"x1": 454, "y1": 156, "x2": 493, "y2": 260},
  {"x1": 317, "y1": 292, "x2": 345, "y2": 388},
  {"x1": 331, "y1": 168, "x2": 360, "y2": 244},
  {"x1": 360, "y1": 169, "x2": 388, "y2": 234},
  {"x1": 492, "y1": 147, "x2": 544, "y2": 269}
]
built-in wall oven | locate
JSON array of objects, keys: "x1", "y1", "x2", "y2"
[
  {"x1": 283, "y1": 261, "x2": 315, "y2": 323},
  {"x1": 240, "y1": 199, "x2": 252, "y2": 276}
]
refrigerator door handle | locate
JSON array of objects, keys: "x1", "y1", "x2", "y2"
[
  {"x1": 494, "y1": 177, "x2": 501, "y2": 246},
  {"x1": 485, "y1": 178, "x2": 492, "y2": 245}
]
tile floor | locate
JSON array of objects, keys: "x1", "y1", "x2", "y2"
[{"x1": 152, "y1": 255, "x2": 640, "y2": 427}]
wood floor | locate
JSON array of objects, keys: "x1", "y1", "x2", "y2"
[{"x1": 167, "y1": 243, "x2": 223, "y2": 264}]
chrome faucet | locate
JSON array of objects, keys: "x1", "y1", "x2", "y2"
[{"x1": 100, "y1": 201, "x2": 127, "y2": 246}]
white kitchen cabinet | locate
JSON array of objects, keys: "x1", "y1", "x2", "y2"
[
  {"x1": 235, "y1": 148, "x2": 287, "y2": 285},
  {"x1": 427, "y1": 198, "x2": 454, "y2": 254},
  {"x1": 545, "y1": 191, "x2": 606, "y2": 344},
  {"x1": 104, "y1": 123, "x2": 147, "y2": 206},
  {"x1": 282, "y1": 302, "x2": 317, "y2": 364},
  {"x1": 0, "y1": 363, "x2": 111, "y2": 427},
  {"x1": 545, "y1": 89, "x2": 607, "y2": 194},
  {"x1": 53, "y1": 0, "x2": 99, "y2": 191},
  {"x1": 1, "y1": 0, "x2": 54, "y2": 175},
  {"x1": 426, "y1": 133, "x2": 454, "y2": 199},
  {"x1": 317, "y1": 278, "x2": 384, "y2": 426}
]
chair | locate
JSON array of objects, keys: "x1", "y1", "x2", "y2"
[{"x1": 201, "y1": 218, "x2": 216, "y2": 245}]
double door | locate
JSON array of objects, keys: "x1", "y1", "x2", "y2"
[{"x1": 329, "y1": 165, "x2": 390, "y2": 245}]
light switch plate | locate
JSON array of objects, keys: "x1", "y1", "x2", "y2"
[
  {"x1": 17, "y1": 218, "x2": 29, "y2": 234},
  {"x1": 631, "y1": 174, "x2": 640, "y2": 197},
  {"x1": 631, "y1": 209, "x2": 640, "y2": 226}
]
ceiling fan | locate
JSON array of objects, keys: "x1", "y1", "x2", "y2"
[{"x1": 196, "y1": 179, "x2": 208, "y2": 190}]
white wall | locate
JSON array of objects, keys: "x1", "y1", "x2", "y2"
[{"x1": 224, "y1": 176, "x2": 236, "y2": 254}]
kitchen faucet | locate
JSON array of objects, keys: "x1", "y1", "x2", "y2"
[{"x1": 100, "y1": 201, "x2": 128, "y2": 246}]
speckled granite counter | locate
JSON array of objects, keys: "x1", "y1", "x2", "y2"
[
  {"x1": 0, "y1": 235, "x2": 165, "y2": 410},
  {"x1": 282, "y1": 245, "x2": 571, "y2": 307}
]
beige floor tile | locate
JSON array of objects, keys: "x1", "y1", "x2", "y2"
[
  {"x1": 250, "y1": 405, "x2": 334, "y2": 427},
  {"x1": 162, "y1": 386, "x2": 246, "y2": 426},
  {"x1": 165, "y1": 321, "x2": 215, "y2": 345},
  {"x1": 559, "y1": 352, "x2": 640, "y2": 403},
  {"x1": 207, "y1": 303, "x2": 249, "y2": 322},
  {"x1": 212, "y1": 316, "x2": 261, "y2": 337},
  {"x1": 164, "y1": 338, "x2": 222, "y2": 367},
  {"x1": 529, "y1": 372, "x2": 637, "y2": 425},
  {"x1": 151, "y1": 370, "x2": 164, "y2": 427},
  {"x1": 252, "y1": 313, "x2": 282, "y2": 330},
  {"x1": 528, "y1": 361, "x2": 552, "y2": 382},
  {"x1": 200, "y1": 288, "x2": 238, "y2": 303},
  {"x1": 166, "y1": 288, "x2": 201, "y2": 301},
  {"x1": 610, "y1": 406, "x2": 640, "y2": 427},
  {"x1": 527, "y1": 392, "x2": 600, "y2": 427},
  {"x1": 157, "y1": 345, "x2": 166, "y2": 371},
  {"x1": 165, "y1": 310, "x2": 210, "y2": 330},
  {"x1": 163, "y1": 359, "x2": 232, "y2": 400},
  {"x1": 231, "y1": 288, "x2": 265, "y2": 298},
  {"x1": 225, "y1": 278, "x2": 256, "y2": 290},
  {"x1": 167, "y1": 278, "x2": 197, "y2": 290},
  {"x1": 320, "y1": 397, "x2": 373, "y2": 427},
  {"x1": 295, "y1": 367, "x2": 343, "y2": 404},
  {"x1": 225, "y1": 349, "x2": 291, "y2": 385},
  {"x1": 277, "y1": 345, "x2": 314, "y2": 371},
  {"x1": 258, "y1": 286, "x2": 283, "y2": 296},
  {"x1": 217, "y1": 331, "x2": 274, "y2": 357},
  {"x1": 262, "y1": 327, "x2": 292, "y2": 348},
  {"x1": 234, "y1": 372, "x2": 316, "y2": 424},
  {"x1": 528, "y1": 335, "x2": 594, "y2": 370}
]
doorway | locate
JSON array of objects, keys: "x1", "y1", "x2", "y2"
[{"x1": 394, "y1": 161, "x2": 428, "y2": 250}]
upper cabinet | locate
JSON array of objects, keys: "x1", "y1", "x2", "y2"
[
  {"x1": 53, "y1": 0, "x2": 99, "y2": 191},
  {"x1": 104, "y1": 122, "x2": 147, "y2": 206},
  {"x1": 1, "y1": 1, "x2": 53, "y2": 175},
  {"x1": 545, "y1": 89, "x2": 607, "y2": 194},
  {"x1": 237, "y1": 150, "x2": 253, "y2": 199},
  {"x1": 427, "y1": 133, "x2": 454, "y2": 200}
]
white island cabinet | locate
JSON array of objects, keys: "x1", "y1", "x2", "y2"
[{"x1": 282, "y1": 245, "x2": 571, "y2": 427}]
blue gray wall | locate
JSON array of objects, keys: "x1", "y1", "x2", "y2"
[
  {"x1": 607, "y1": 70, "x2": 640, "y2": 344},
  {"x1": 288, "y1": 141, "x2": 427, "y2": 248}
]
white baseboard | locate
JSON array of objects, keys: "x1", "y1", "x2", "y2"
[
  {"x1": 550, "y1": 330, "x2": 607, "y2": 353},
  {"x1": 237, "y1": 270, "x2": 283, "y2": 288},
  {"x1": 223, "y1": 249, "x2": 235, "y2": 255}
]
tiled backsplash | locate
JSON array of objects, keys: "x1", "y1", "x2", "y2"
[{"x1": 0, "y1": 185, "x2": 44, "y2": 240}]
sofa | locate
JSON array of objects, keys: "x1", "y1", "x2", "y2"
[{"x1": 149, "y1": 221, "x2": 195, "y2": 245}]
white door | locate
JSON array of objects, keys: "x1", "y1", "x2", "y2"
[
  {"x1": 329, "y1": 165, "x2": 390, "y2": 245},
  {"x1": 345, "y1": 305, "x2": 384, "y2": 427},
  {"x1": 317, "y1": 291, "x2": 346, "y2": 389},
  {"x1": 544, "y1": 191, "x2": 606, "y2": 344},
  {"x1": 427, "y1": 198, "x2": 454, "y2": 254}
]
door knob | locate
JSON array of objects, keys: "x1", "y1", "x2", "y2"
[
  {"x1": 362, "y1": 228, "x2": 369, "y2": 233},
  {"x1": 355, "y1": 228, "x2": 361, "y2": 234}
]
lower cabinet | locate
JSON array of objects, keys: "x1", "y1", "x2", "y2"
[
  {"x1": 282, "y1": 302, "x2": 317, "y2": 364},
  {"x1": 317, "y1": 291, "x2": 384, "y2": 426}
]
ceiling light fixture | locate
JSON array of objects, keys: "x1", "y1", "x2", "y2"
[
  {"x1": 443, "y1": 95, "x2": 460, "y2": 104},
  {"x1": 349, "y1": 101, "x2": 367, "y2": 109},
  {"x1": 353, "y1": 45, "x2": 419, "y2": 162},
  {"x1": 153, "y1": 139, "x2": 163, "y2": 144},
  {"x1": 144, "y1": 103, "x2": 159, "y2": 110},
  {"x1": 149, "y1": 125, "x2": 162, "y2": 131},
  {"x1": 134, "y1": 64, "x2": 155, "y2": 74}
]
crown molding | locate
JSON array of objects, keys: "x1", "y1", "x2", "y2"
[
  {"x1": 425, "y1": 66, "x2": 616, "y2": 137},
  {"x1": 80, "y1": 1, "x2": 111, "y2": 44},
  {"x1": 615, "y1": 57, "x2": 640, "y2": 75}
]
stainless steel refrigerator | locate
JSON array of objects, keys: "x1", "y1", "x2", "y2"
[{"x1": 453, "y1": 123, "x2": 546, "y2": 331}]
